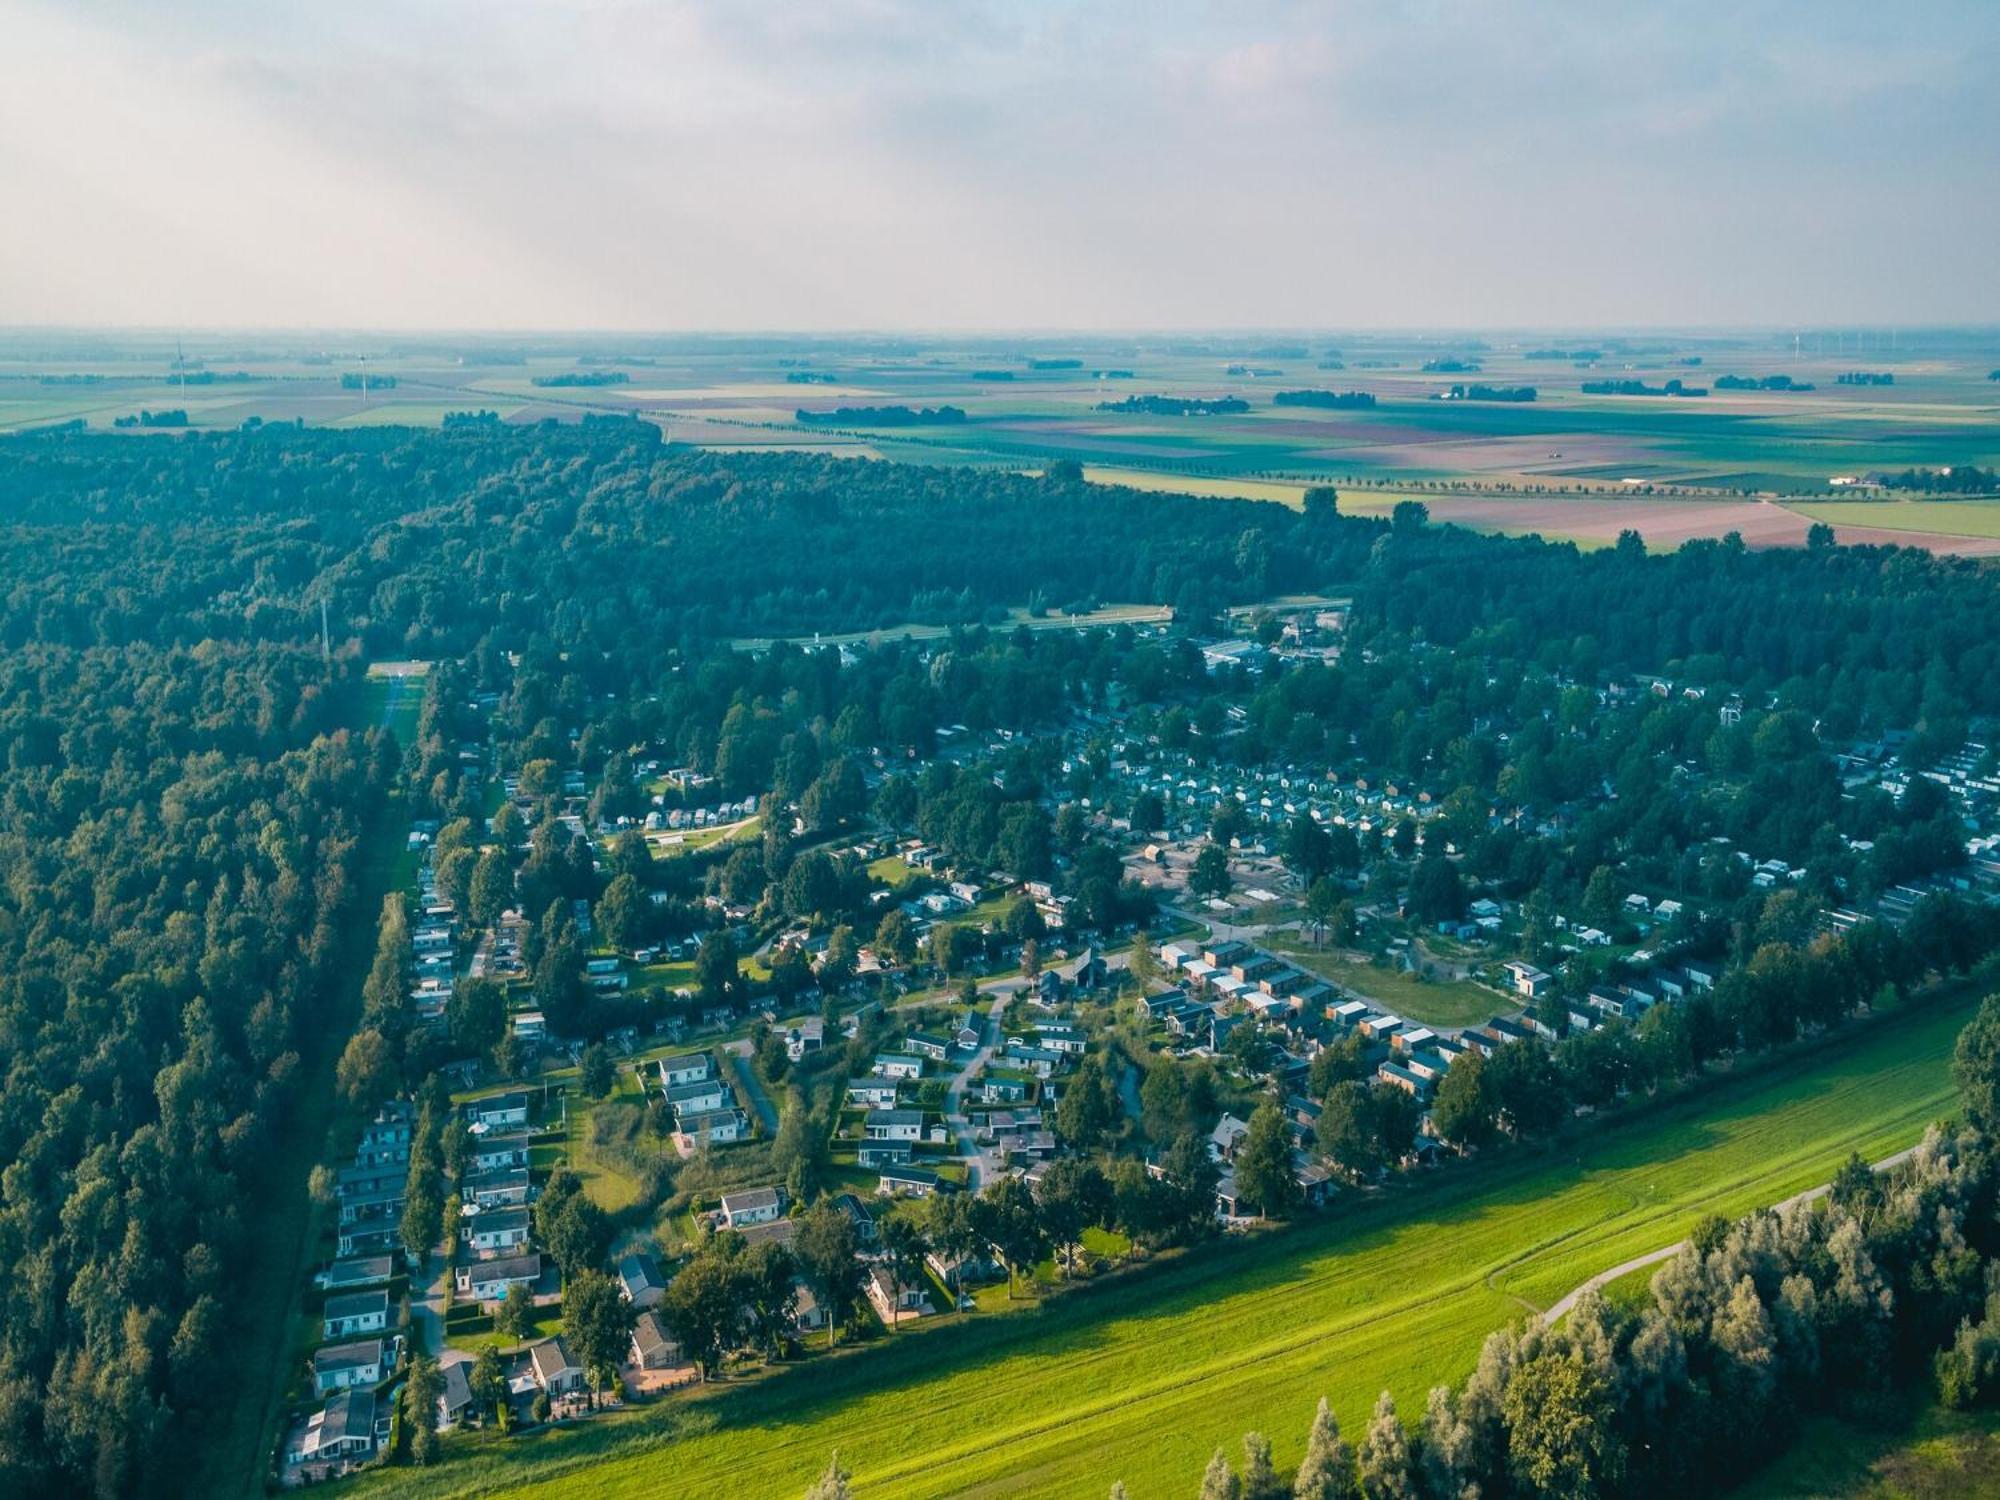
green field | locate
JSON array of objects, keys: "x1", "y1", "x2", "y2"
[
  {"x1": 1737, "y1": 1392, "x2": 2000, "y2": 1499},
  {"x1": 1786, "y1": 500, "x2": 2000, "y2": 540},
  {"x1": 341, "y1": 982, "x2": 1983, "y2": 1500}
]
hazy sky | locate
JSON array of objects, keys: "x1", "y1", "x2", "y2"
[{"x1": 3, "y1": 1, "x2": 1996, "y2": 331}]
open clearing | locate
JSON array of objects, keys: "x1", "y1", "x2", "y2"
[
  {"x1": 345, "y1": 985, "x2": 1981, "y2": 1500},
  {"x1": 1269, "y1": 937, "x2": 1504, "y2": 1029}
]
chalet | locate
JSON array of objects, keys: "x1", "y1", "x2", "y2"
[
  {"x1": 846, "y1": 1078, "x2": 900, "y2": 1108},
  {"x1": 979, "y1": 1074, "x2": 1030, "y2": 1105},
  {"x1": 631, "y1": 1310, "x2": 681, "y2": 1370},
  {"x1": 1209, "y1": 1112, "x2": 1251, "y2": 1161},
  {"x1": 904, "y1": 1032, "x2": 952, "y2": 1062},
  {"x1": 437, "y1": 1360, "x2": 473, "y2": 1428},
  {"x1": 288, "y1": 1388, "x2": 376, "y2": 1466},
  {"x1": 1357, "y1": 1014, "x2": 1403, "y2": 1042},
  {"x1": 466, "y1": 1167, "x2": 530, "y2": 1210},
  {"x1": 1484, "y1": 1015, "x2": 1535, "y2": 1045},
  {"x1": 720, "y1": 1186, "x2": 785, "y2": 1228},
  {"x1": 791, "y1": 1281, "x2": 827, "y2": 1333},
  {"x1": 617, "y1": 1253, "x2": 667, "y2": 1309},
  {"x1": 312, "y1": 1338, "x2": 386, "y2": 1396},
  {"x1": 465, "y1": 1206, "x2": 531, "y2": 1255},
  {"x1": 1331, "y1": 999, "x2": 1370, "y2": 1028},
  {"x1": 354, "y1": 1104, "x2": 414, "y2": 1166},
  {"x1": 667, "y1": 1078, "x2": 729, "y2": 1115},
  {"x1": 1140, "y1": 990, "x2": 1184, "y2": 1021},
  {"x1": 510, "y1": 1010, "x2": 547, "y2": 1040},
  {"x1": 679, "y1": 1108, "x2": 748, "y2": 1145},
  {"x1": 833, "y1": 1192, "x2": 878, "y2": 1247},
  {"x1": 658, "y1": 1053, "x2": 715, "y2": 1088},
  {"x1": 872, "y1": 1053, "x2": 925, "y2": 1081},
  {"x1": 865, "y1": 1109, "x2": 924, "y2": 1142},
  {"x1": 866, "y1": 1263, "x2": 927, "y2": 1321},
  {"x1": 1159, "y1": 941, "x2": 1196, "y2": 970},
  {"x1": 1377, "y1": 1061, "x2": 1428, "y2": 1097},
  {"x1": 467, "y1": 1092, "x2": 529, "y2": 1130},
  {"x1": 1202, "y1": 940, "x2": 1248, "y2": 969},
  {"x1": 469, "y1": 1132, "x2": 530, "y2": 1173},
  {"x1": 1402, "y1": 1050, "x2": 1452, "y2": 1084},
  {"x1": 336, "y1": 1222, "x2": 400, "y2": 1259},
  {"x1": 529, "y1": 1336, "x2": 586, "y2": 1397},
  {"x1": 456, "y1": 1253, "x2": 541, "y2": 1302},
  {"x1": 877, "y1": 1164, "x2": 943, "y2": 1198},
  {"x1": 322, "y1": 1290, "x2": 390, "y2": 1341},
  {"x1": 1502, "y1": 961, "x2": 1552, "y2": 1000},
  {"x1": 1393, "y1": 1026, "x2": 1437, "y2": 1054},
  {"x1": 1037, "y1": 970, "x2": 1066, "y2": 1005}
]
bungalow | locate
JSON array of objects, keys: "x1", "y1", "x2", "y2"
[
  {"x1": 786, "y1": 1018, "x2": 825, "y2": 1061},
  {"x1": 511, "y1": 1010, "x2": 547, "y2": 1040},
  {"x1": 312, "y1": 1338, "x2": 386, "y2": 1396},
  {"x1": 529, "y1": 1336, "x2": 586, "y2": 1397},
  {"x1": 465, "y1": 1206, "x2": 531, "y2": 1255},
  {"x1": 1501, "y1": 961, "x2": 1552, "y2": 1000},
  {"x1": 1484, "y1": 1015, "x2": 1535, "y2": 1046},
  {"x1": 871, "y1": 1053, "x2": 925, "y2": 1081},
  {"x1": 1160, "y1": 942, "x2": 1196, "y2": 970},
  {"x1": 658, "y1": 1052, "x2": 715, "y2": 1088},
  {"x1": 355, "y1": 1103, "x2": 414, "y2": 1165},
  {"x1": 679, "y1": 1108, "x2": 748, "y2": 1145},
  {"x1": 1654, "y1": 899, "x2": 1685, "y2": 922},
  {"x1": 631, "y1": 1310, "x2": 682, "y2": 1370},
  {"x1": 1357, "y1": 1014, "x2": 1403, "y2": 1042},
  {"x1": 720, "y1": 1186, "x2": 786, "y2": 1228},
  {"x1": 904, "y1": 1032, "x2": 952, "y2": 1062},
  {"x1": 1035, "y1": 1024, "x2": 1087, "y2": 1055},
  {"x1": 289, "y1": 1388, "x2": 377, "y2": 1466},
  {"x1": 1203, "y1": 940, "x2": 1249, "y2": 968},
  {"x1": 1003, "y1": 1043, "x2": 1063, "y2": 1077},
  {"x1": 466, "y1": 1167, "x2": 530, "y2": 1210},
  {"x1": 335, "y1": 1223, "x2": 401, "y2": 1259},
  {"x1": 617, "y1": 1253, "x2": 667, "y2": 1309},
  {"x1": 467, "y1": 1091, "x2": 529, "y2": 1130},
  {"x1": 1683, "y1": 960, "x2": 1719, "y2": 990},
  {"x1": 845, "y1": 1078, "x2": 900, "y2": 1109},
  {"x1": 1469, "y1": 898, "x2": 1504, "y2": 920},
  {"x1": 857, "y1": 1139, "x2": 915, "y2": 1168},
  {"x1": 1140, "y1": 990, "x2": 1184, "y2": 1021},
  {"x1": 666, "y1": 1078, "x2": 729, "y2": 1115},
  {"x1": 456, "y1": 1253, "x2": 541, "y2": 1302},
  {"x1": 322, "y1": 1289, "x2": 390, "y2": 1341},
  {"x1": 865, "y1": 1109, "x2": 924, "y2": 1142},
  {"x1": 469, "y1": 1132, "x2": 530, "y2": 1173},
  {"x1": 1393, "y1": 1026, "x2": 1437, "y2": 1054},
  {"x1": 876, "y1": 1164, "x2": 943, "y2": 1198},
  {"x1": 318, "y1": 1256, "x2": 395, "y2": 1293}
]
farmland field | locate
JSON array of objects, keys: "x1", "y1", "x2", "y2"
[
  {"x1": 343, "y1": 984, "x2": 1984, "y2": 1500},
  {"x1": 1786, "y1": 500, "x2": 2000, "y2": 541}
]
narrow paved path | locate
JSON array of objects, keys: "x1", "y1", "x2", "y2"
[
  {"x1": 720, "y1": 1041, "x2": 781, "y2": 1134},
  {"x1": 1540, "y1": 1142, "x2": 1922, "y2": 1323},
  {"x1": 411, "y1": 1242, "x2": 451, "y2": 1355}
]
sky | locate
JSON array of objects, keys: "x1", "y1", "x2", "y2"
[{"x1": 2, "y1": 0, "x2": 1997, "y2": 332}]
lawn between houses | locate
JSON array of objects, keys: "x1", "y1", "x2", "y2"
[
  {"x1": 332, "y1": 979, "x2": 1984, "y2": 1500},
  {"x1": 1265, "y1": 933, "x2": 1507, "y2": 1030}
]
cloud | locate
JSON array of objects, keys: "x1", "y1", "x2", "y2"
[{"x1": 1, "y1": 0, "x2": 1995, "y2": 328}]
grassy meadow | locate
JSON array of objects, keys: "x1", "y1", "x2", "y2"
[{"x1": 339, "y1": 982, "x2": 1982, "y2": 1500}]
